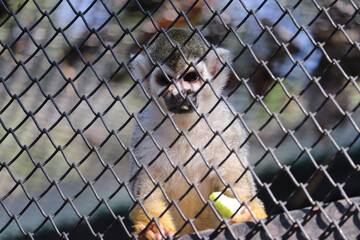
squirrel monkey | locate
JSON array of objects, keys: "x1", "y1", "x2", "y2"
[{"x1": 129, "y1": 28, "x2": 267, "y2": 239}]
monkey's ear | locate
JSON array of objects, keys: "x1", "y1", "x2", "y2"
[
  {"x1": 206, "y1": 48, "x2": 231, "y2": 92},
  {"x1": 129, "y1": 53, "x2": 151, "y2": 82},
  {"x1": 207, "y1": 48, "x2": 231, "y2": 77}
]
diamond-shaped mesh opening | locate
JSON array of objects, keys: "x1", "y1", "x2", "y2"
[{"x1": 1, "y1": 0, "x2": 359, "y2": 240}]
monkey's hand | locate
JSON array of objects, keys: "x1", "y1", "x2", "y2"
[
  {"x1": 136, "y1": 222, "x2": 175, "y2": 240},
  {"x1": 131, "y1": 203, "x2": 176, "y2": 240},
  {"x1": 210, "y1": 192, "x2": 267, "y2": 224},
  {"x1": 230, "y1": 200, "x2": 267, "y2": 224}
]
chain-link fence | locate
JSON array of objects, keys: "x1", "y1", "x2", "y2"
[{"x1": 0, "y1": 0, "x2": 359, "y2": 239}]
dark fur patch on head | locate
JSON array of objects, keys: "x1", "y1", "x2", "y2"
[{"x1": 149, "y1": 28, "x2": 207, "y2": 72}]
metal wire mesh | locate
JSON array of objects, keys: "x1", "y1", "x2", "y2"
[{"x1": 0, "y1": 0, "x2": 359, "y2": 239}]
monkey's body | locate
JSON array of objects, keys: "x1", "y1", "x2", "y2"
[
  {"x1": 129, "y1": 28, "x2": 267, "y2": 239},
  {"x1": 131, "y1": 102, "x2": 252, "y2": 233}
]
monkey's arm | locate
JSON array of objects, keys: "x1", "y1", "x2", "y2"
[
  {"x1": 209, "y1": 192, "x2": 267, "y2": 222},
  {"x1": 216, "y1": 164, "x2": 267, "y2": 223},
  {"x1": 230, "y1": 197, "x2": 267, "y2": 223},
  {"x1": 130, "y1": 171, "x2": 176, "y2": 240},
  {"x1": 210, "y1": 120, "x2": 267, "y2": 223},
  {"x1": 213, "y1": 155, "x2": 267, "y2": 223}
]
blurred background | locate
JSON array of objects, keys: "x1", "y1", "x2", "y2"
[{"x1": 0, "y1": 0, "x2": 359, "y2": 239}]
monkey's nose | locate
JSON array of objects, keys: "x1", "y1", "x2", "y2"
[
  {"x1": 180, "y1": 89, "x2": 194, "y2": 97},
  {"x1": 163, "y1": 90, "x2": 198, "y2": 114}
]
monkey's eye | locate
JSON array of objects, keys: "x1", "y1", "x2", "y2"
[
  {"x1": 184, "y1": 72, "x2": 199, "y2": 82},
  {"x1": 158, "y1": 76, "x2": 171, "y2": 86}
]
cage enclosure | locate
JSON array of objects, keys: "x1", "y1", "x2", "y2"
[{"x1": 0, "y1": 0, "x2": 359, "y2": 239}]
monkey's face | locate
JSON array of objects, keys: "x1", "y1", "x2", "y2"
[
  {"x1": 130, "y1": 33, "x2": 230, "y2": 116},
  {"x1": 150, "y1": 63, "x2": 210, "y2": 114},
  {"x1": 161, "y1": 72, "x2": 200, "y2": 114}
]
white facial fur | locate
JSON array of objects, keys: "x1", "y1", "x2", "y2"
[{"x1": 130, "y1": 48, "x2": 230, "y2": 116}]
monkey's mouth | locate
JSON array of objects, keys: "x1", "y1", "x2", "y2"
[{"x1": 165, "y1": 95, "x2": 199, "y2": 114}]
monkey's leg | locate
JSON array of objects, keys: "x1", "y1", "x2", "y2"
[{"x1": 130, "y1": 183, "x2": 176, "y2": 240}]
